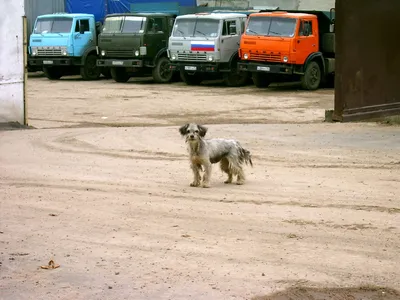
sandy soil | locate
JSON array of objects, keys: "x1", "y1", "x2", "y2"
[{"x1": 1, "y1": 76, "x2": 399, "y2": 300}]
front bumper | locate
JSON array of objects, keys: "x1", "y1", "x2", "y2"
[
  {"x1": 97, "y1": 59, "x2": 143, "y2": 68},
  {"x1": 169, "y1": 61, "x2": 222, "y2": 73},
  {"x1": 238, "y1": 61, "x2": 293, "y2": 74},
  {"x1": 28, "y1": 57, "x2": 76, "y2": 67}
]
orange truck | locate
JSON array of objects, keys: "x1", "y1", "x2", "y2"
[{"x1": 238, "y1": 9, "x2": 335, "y2": 90}]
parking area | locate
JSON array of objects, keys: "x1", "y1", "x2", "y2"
[{"x1": 1, "y1": 76, "x2": 399, "y2": 300}]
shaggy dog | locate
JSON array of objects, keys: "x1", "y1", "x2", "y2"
[{"x1": 179, "y1": 123, "x2": 253, "y2": 188}]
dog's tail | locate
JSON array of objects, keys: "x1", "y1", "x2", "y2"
[{"x1": 239, "y1": 146, "x2": 253, "y2": 167}]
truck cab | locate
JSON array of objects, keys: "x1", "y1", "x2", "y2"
[
  {"x1": 28, "y1": 13, "x2": 103, "y2": 80},
  {"x1": 238, "y1": 10, "x2": 335, "y2": 90},
  {"x1": 168, "y1": 12, "x2": 249, "y2": 86},
  {"x1": 96, "y1": 13, "x2": 176, "y2": 83}
]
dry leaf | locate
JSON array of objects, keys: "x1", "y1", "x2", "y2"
[{"x1": 41, "y1": 259, "x2": 60, "y2": 270}]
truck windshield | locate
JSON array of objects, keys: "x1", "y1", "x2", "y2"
[
  {"x1": 246, "y1": 16, "x2": 297, "y2": 37},
  {"x1": 173, "y1": 18, "x2": 219, "y2": 38},
  {"x1": 103, "y1": 16, "x2": 146, "y2": 33},
  {"x1": 122, "y1": 16, "x2": 146, "y2": 33},
  {"x1": 34, "y1": 17, "x2": 73, "y2": 34}
]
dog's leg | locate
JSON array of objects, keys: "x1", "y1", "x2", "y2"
[
  {"x1": 220, "y1": 158, "x2": 233, "y2": 184},
  {"x1": 190, "y1": 164, "x2": 201, "y2": 187},
  {"x1": 202, "y1": 161, "x2": 212, "y2": 188},
  {"x1": 236, "y1": 167, "x2": 246, "y2": 185}
]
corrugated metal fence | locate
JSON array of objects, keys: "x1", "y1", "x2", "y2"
[{"x1": 25, "y1": 0, "x2": 65, "y2": 39}]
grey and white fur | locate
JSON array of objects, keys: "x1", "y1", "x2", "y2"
[{"x1": 179, "y1": 123, "x2": 253, "y2": 188}]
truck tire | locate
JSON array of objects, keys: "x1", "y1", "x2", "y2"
[
  {"x1": 180, "y1": 70, "x2": 203, "y2": 86},
  {"x1": 223, "y1": 63, "x2": 249, "y2": 87},
  {"x1": 171, "y1": 71, "x2": 181, "y2": 82},
  {"x1": 301, "y1": 61, "x2": 321, "y2": 90},
  {"x1": 43, "y1": 67, "x2": 62, "y2": 80},
  {"x1": 111, "y1": 67, "x2": 130, "y2": 83},
  {"x1": 321, "y1": 73, "x2": 335, "y2": 88},
  {"x1": 252, "y1": 72, "x2": 270, "y2": 88},
  {"x1": 80, "y1": 54, "x2": 101, "y2": 80},
  {"x1": 152, "y1": 57, "x2": 173, "y2": 83},
  {"x1": 101, "y1": 68, "x2": 112, "y2": 79}
]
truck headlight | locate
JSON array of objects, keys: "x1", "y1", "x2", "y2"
[
  {"x1": 243, "y1": 53, "x2": 249, "y2": 60},
  {"x1": 283, "y1": 56, "x2": 288, "y2": 62},
  {"x1": 171, "y1": 54, "x2": 176, "y2": 60},
  {"x1": 134, "y1": 50, "x2": 139, "y2": 56},
  {"x1": 31, "y1": 48, "x2": 37, "y2": 56},
  {"x1": 207, "y1": 55, "x2": 214, "y2": 62},
  {"x1": 62, "y1": 49, "x2": 68, "y2": 56},
  {"x1": 101, "y1": 50, "x2": 106, "y2": 56}
]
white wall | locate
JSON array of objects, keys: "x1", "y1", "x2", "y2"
[
  {"x1": 198, "y1": 0, "x2": 335, "y2": 10},
  {"x1": 0, "y1": 0, "x2": 25, "y2": 124}
]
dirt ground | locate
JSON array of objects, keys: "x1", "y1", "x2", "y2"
[{"x1": 1, "y1": 75, "x2": 399, "y2": 300}]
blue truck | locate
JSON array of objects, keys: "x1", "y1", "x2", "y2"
[{"x1": 28, "y1": 13, "x2": 108, "y2": 80}]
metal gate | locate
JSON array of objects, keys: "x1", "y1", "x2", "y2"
[
  {"x1": 333, "y1": 0, "x2": 400, "y2": 121},
  {"x1": 25, "y1": 0, "x2": 65, "y2": 41}
]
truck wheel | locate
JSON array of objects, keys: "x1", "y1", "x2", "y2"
[
  {"x1": 171, "y1": 71, "x2": 181, "y2": 82},
  {"x1": 223, "y1": 64, "x2": 249, "y2": 87},
  {"x1": 252, "y1": 72, "x2": 270, "y2": 88},
  {"x1": 152, "y1": 57, "x2": 173, "y2": 83},
  {"x1": 43, "y1": 67, "x2": 62, "y2": 80},
  {"x1": 321, "y1": 73, "x2": 335, "y2": 88},
  {"x1": 80, "y1": 54, "x2": 101, "y2": 80},
  {"x1": 180, "y1": 70, "x2": 203, "y2": 86},
  {"x1": 301, "y1": 61, "x2": 321, "y2": 90},
  {"x1": 111, "y1": 68, "x2": 130, "y2": 83},
  {"x1": 101, "y1": 68, "x2": 112, "y2": 79}
]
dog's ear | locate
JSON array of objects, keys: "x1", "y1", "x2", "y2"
[
  {"x1": 179, "y1": 124, "x2": 189, "y2": 136},
  {"x1": 198, "y1": 125, "x2": 208, "y2": 137}
]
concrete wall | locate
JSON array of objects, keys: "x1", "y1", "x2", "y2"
[
  {"x1": 0, "y1": 0, "x2": 26, "y2": 125},
  {"x1": 197, "y1": 0, "x2": 335, "y2": 10}
]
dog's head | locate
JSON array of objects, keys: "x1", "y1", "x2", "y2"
[{"x1": 179, "y1": 123, "x2": 208, "y2": 142}]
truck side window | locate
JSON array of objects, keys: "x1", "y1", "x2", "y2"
[
  {"x1": 74, "y1": 19, "x2": 90, "y2": 32},
  {"x1": 148, "y1": 18, "x2": 164, "y2": 33},
  {"x1": 81, "y1": 19, "x2": 90, "y2": 32},
  {"x1": 223, "y1": 20, "x2": 237, "y2": 36},
  {"x1": 75, "y1": 20, "x2": 80, "y2": 32},
  {"x1": 299, "y1": 20, "x2": 312, "y2": 36}
]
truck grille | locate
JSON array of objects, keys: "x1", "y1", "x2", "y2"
[
  {"x1": 37, "y1": 48, "x2": 63, "y2": 56},
  {"x1": 250, "y1": 53, "x2": 281, "y2": 62},
  {"x1": 177, "y1": 53, "x2": 207, "y2": 62},
  {"x1": 106, "y1": 50, "x2": 133, "y2": 57}
]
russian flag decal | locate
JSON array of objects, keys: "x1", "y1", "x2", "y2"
[{"x1": 191, "y1": 41, "x2": 215, "y2": 52}]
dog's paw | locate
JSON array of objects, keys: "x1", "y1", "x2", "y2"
[
  {"x1": 224, "y1": 180, "x2": 232, "y2": 184},
  {"x1": 202, "y1": 183, "x2": 210, "y2": 188},
  {"x1": 190, "y1": 182, "x2": 200, "y2": 187},
  {"x1": 236, "y1": 181, "x2": 244, "y2": 185}
]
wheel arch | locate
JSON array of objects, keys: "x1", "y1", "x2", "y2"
[
  {"x1": 304, "y1": 52, "x2": 325, "y2": 75},
  {"x1": 81, "y1": 47, "x2": 98, "y2": 64},
  {"x1": 228, "y1": 51, "x2": 240, "y2": 67},
  {"x1": 153, "y1": 47, "x2": 169, "y2": 66}
]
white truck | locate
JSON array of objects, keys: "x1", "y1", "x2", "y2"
[{"x1": 167, "y1": 12, "x2": 250, "y2": 86}]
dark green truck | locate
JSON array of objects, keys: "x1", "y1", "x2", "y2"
[{"x1": 96, "y1": 13, "x2": 176, "y2": 83}]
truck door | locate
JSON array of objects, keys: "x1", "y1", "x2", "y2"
[
  {"x1": 295, "y1": 19, "x2": 318, "y2": 64},
  {"x1": 73, "y1": 19, "x2": 96, "y2": 57},
  {"x1": 220, "y1": 19, "x2": 240, "y2": 62},
  {"x1": 145, "y1": 17, "x2": 167, "y2": 58}
]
